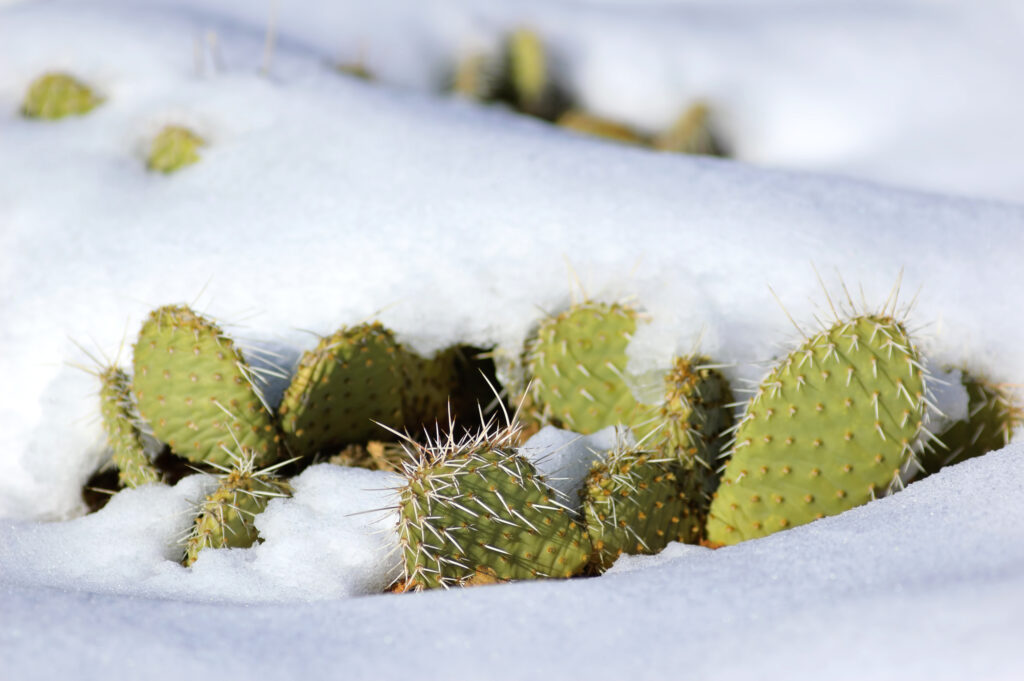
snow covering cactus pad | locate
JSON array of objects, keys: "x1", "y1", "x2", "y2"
[
  {"x1": 147, "y1": 125, "x2": 204, "y2": 174},
  {"x1": 707, "y1": 314, "x2": 927, "y2": 545},
  {"x1": 582, "y1": 441, "x2": 691, "y2": 571},
  {"x1": 920, "y1": 372, "x2": 1021, "y2": 475},
  {"x1": 396, "y1": 420, "x2": 592, "y2": 590},
  {"x1": 525, "y1": 301, "x2": 644, "y2": 434},
  {"x1": 21, "y1": 72, "x2": 102, "y2": 119},
  {"x1": 656, "y1": 356, "x2": 734, "y2": 520},
  {"x1": 99, "y1": 366, "x2": 160, "y2": 488},
  {"x1": 182, "y1": 452, "x2": 291, "y2": 567},
  {"x1": 132, "y1": 305, "x2": 279, "y2": 468}
]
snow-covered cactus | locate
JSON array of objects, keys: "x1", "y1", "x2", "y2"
[
  {"x1": 919, "y1": 372, "x2": 1020, "y2": 475},
  {"x1": 706, "y1": 314, "x2": 927, "y2": 545},
  {"x1": 653, "y1": 102, "x2": 724, "y2": 157},
  {"x1": 656, "y1": 356, "x2": 734, "y2": 521},
  {"x1": 582, "y1": 442, "x2": 692, "y2": 571},
  {"x1": 99, "y1": 366, "x2": 160, "y2": 488},
  {"x1": 279, "y1": 323, "x2": 457, "y2": 459},
  {"x1": 525, "y1": 301, "x2": 645, "y2": 434},
  {"x1": 556, "y1": 111, "x2": 646, "y2": 145},
  {"x1": 182, "y1": 452, "x2": 291, "y2": 566},
  {"x1": 396, "y1": 422, "x2": 592, "y2": 590},
  {"x1": 21, "y1": 72, "x2": 103, "y2": 119},
  {"x1": 147, "y1": 125, "x2": 204, "y2": 174},
  {"x1": 132, "y1": 305, "x2": 279, "y2": 468}
]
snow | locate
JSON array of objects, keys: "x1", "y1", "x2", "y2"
[{"x1": 2, "y1": 0, "x2": 1024, "y2": 678}]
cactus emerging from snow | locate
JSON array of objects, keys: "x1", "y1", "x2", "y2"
[
  {"x1": 706, "y1": 314, "x2": 927, "y2": 545},
  {"x1": 396, "y1": 420, "x2": 592, "y2": 590},
  {"x1": 653, "y1": 102, "x2": 724, "y2": 157},
  {"x1": 132, "y1": 305, "x2": 279, "y2": 468},
  {"x1": 525, "y1": 301, "x2": 645, "y2": 435},
  {"x1": 278, "y1": 323, "x2": 457, "y2": 459},
  {"x1": 182, "y1": 451, "x2": 291, "y2": 566},
  {"x1": 556, "y1": 111, "x2": 646, "y2": 145},
  {"x1": 147, "y1": 126, "x2": 204, "y2": 174},
  {"x1": 582, "y1": 441, "x2": 691, "y2": 571},
  {"x1": 21, "y1": 72, "x2": 103, "y2": 119},
  {"x1": 919, "y1": 372, "x2": 1020, "y2": 475},
  {"x1": 99, "y1": 366, "x2": 160, "y2": 488}
]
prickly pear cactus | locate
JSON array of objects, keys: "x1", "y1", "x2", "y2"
[
  {"x1": 506, "y1": 28, "x2": 548, "y2": 115},
  {"x1": 919, "y1": 372, "x2": 1020, "y2": 475},
  {"x1": 653, "y1": 102, "x2": 724, "y2": 157},
  {"x1": 525, "y1": 301, "x2": 645, "y2": 435},
  {"x1": 99, "y1": 366, "x2": 160, "y2": 488},
  {"x1": 397, "y1": 423, "x2": 592, "y2": 590},
  {"x1": 556, "y1": 111, "x2": 646, "y2": 145},
  {"x1": 402, "y1": 346, "x2": 459, "y2": 436},
  {"x1": 582, "y1": 443, "x2": 691, "y2": 571},
  {"x1": 182, "y1": 452, "x2": 291, "y2": 566},
  {"x1": 706, "y1": 315, "x2": 926, "y2": 545},
  {"x1": 132, "y1": 305, "x2": 279, "y2": 468},
  {"x1": 21, "y1": 72, "x2": 103, "y2": 119},
  {"x1": 147, "y1": 126, "x2": 204, "y2": 174}
]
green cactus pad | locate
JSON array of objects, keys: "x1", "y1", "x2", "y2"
[
  {"x1": 706, "y1": 315, "x2": 926, "y2": 545},
  {"x1": 920, "y1": 372, "x2": 1020, "y2": 475},
  {"x1": 147, "y1": 126, "x2": 204, "y2": 174},
  {"x1": 653, "y1": 102, "x2": 724, "y2": 157},
  {"x1": 525, "y1": 301, "x2": 645, "y2": 434},
  {"x1": 182, "y1": 453, "x2": 291, "y2": 566},
  {"x1": 397, "y1": 424, "x2": 592, "y2": 590},
  {"x1": 402, "y1": 347, "x2": 458, "y2": 435},
  {"x1": 21, "y1": 72, "x2": 103, "y2": 119},
  {"x1": 132, "y1": 305, "x2": 279, "y2": 468},
  {"x1": 99, "y1": 366, "x2": 160, "y2": 488},
  {"x1": 582, "y1": 444, "x2": 692, "y2": 571},
  {"x1": 507, "y1": 29, "x2": 548, "y2": 115},
  {"x1": 556, "y1": 111, "x2": 646, "y2": 145}
]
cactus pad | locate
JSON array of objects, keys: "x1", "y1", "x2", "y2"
[
  {"x1": 582, "y1": 443, "x2": 692, "y2": 571},
  {"x1": 99, "y1": 366, "x2": 160, "y2": 488},
  {"x1": 147, "y1": 126, "x2": 204, "y2": 174},
  {"x1": 397, "y1": 423, "x2": 592, "y2": 589},
  {"x1": 525, "y1": 301, "x2": 644, "y2": 434},
  {"x1": 557, "y1": 111, "x2": 646, "y2": 145},
  {"x1": 132, "y1": 305, "x2": 279, "y2": 468},
  {"x1": 182, "y1": 453, "x2": 291, "y2": 566},
  {"x1": 22, "y1": 73, "x2": 103, "y2": 119},
  {"x1": 706, "y1": 315, "x2": 926, "y2": 545},
  {"x1": 653, "y1": 102, "x2": 724, "y2": 156}
]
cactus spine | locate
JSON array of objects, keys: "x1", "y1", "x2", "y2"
[
  {"x1": 132, "y1": 305, "x2": 279, "y2": 468},
  {"x1": 22, "y1": 73, "x2": 103, "y2": 119},
  {"x1": 397, "y1": 421, "x2": 592, "y2": 590},
  {"x1": 707, "y1": 314, "x2": 927, "y2": 545},
  {"x1": 99, "y1": 366, "x2": 160, "y2": 488}
]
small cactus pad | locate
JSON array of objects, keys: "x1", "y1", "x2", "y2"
[
  {"x1": 526, "y1": 301, "x2": 644, "y2": 434},
  {"x1": 656, "y1": 356, "x2": 734, "y2": 512},
  {"x1": 706, "y1": 315, "x2": 926, "y2": 545},
  {"x1": 147, "y1": 126, "x2": 205, "y2": 174},
  {"x1": 506, "y1": 28, "x2": 548, "y2": 115},
  {"x1": 920, "y1": 372, "x2": 1020, "y2": 475},
  {"x1": 652, "y1": 102, "x2": 724, "y2": 156},
  {"x1": 182, "y1": 453, "x2": 291, "y2": 566},
  {"x1": 451, "y1": 52, "x2": 498, "y2": 100},
  {"x1": 397, "y1": 424, "x2": 592, "y2": 589},
  {"x1": 132, "y1": 305, "x2": 279, "y2": 468},
  {"x1": 556, "y1": 111, "x2": 646, "y2": 145},
  {"x1": 21, "y1": 72, "x2": 103, "y2": 119},
  {"x1": 99, "y1": 366, "x2": 160, "y2": 488},
  {"x1": 582, "y1": 444, "x2": 692, "y2": 571}
]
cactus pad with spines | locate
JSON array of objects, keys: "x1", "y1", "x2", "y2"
[
  {"x1": 920, "y1": 372, "x2": 1020, "y2": 475},
  {"x1": 22, "y1": 72, "x2": 103, "y2": 119},
  {"x1": 402, "y1": 346, "x2": 459, "y2": 436},
  {"x1": 279, "y1": 323, "x2": 406, "y2": 457},
  {"x1": 397, "y1": 424, "x2": 592, "y2": 590},
  {"x1": 147, "y1": 126, "x2": 204, "y2": 174},
  {"x1": 99, "y1": 366, "x2": 160, "y2": 488},
  {"x1": 706, "y1": 315, "x2": 926, "y2": 545},
  {"x1": 132, "y1": 305, "x2": 279, "y2": 468},
  {"x1": 582, "y1": 443, "x2": 692, "y2": 571},
  {"x1": 182, "y1": 453, "x2": 291, "y2": 566},
  {"x1": 526, "y1": 301, "x2": 644, "y2": 434}
]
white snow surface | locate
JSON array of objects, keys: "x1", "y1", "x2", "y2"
[{"x1": 2, "y1": 1, "x2": 1024, "y2": 678}]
